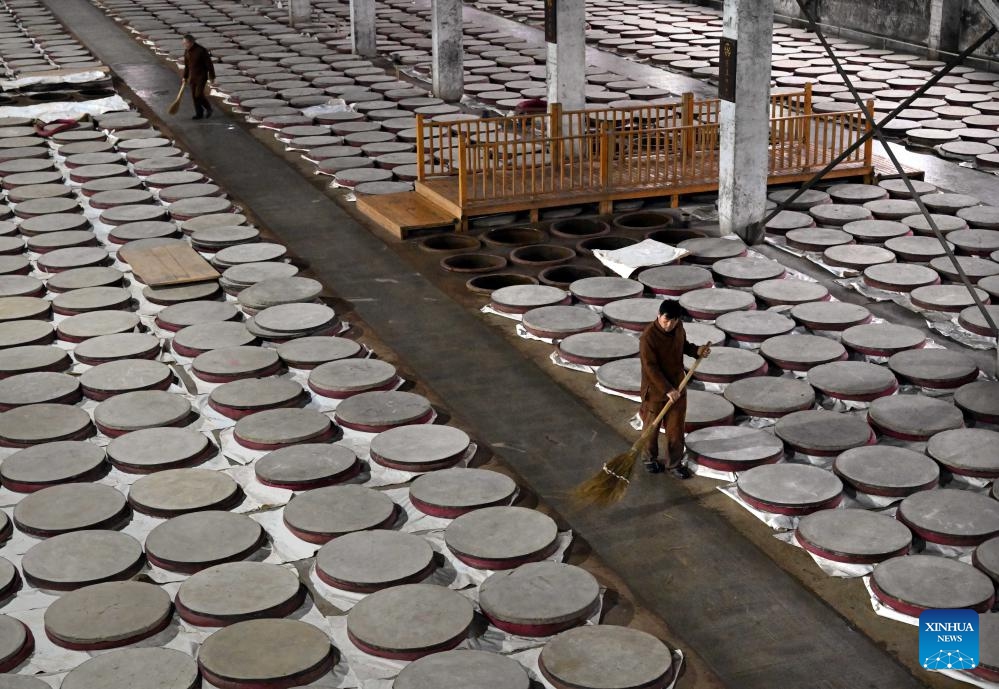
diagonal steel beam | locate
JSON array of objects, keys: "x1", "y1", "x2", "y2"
[{"x1": 976, "y1": 0, "x2": 999, "y2": 30}]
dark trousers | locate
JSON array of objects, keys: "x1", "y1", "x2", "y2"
[
  {"x1": 189, "y1": 79, "x2": 212, "y2": 116},
  {"x1": 640, "y1": 394, "x2": 687, "y2": 466}
]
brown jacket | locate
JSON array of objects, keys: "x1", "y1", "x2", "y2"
[
  {"x1": 183, "y1": 43, "x2": 215, "y2": 83},
  {"x1": 639, "y1": 320, "x2": 698, "y2": 403}
]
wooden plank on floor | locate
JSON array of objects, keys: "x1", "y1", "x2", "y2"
[{"x1": 125, "y1": 243, "x2": 220, "y2": 286}]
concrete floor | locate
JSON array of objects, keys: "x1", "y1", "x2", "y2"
[{"x1": 43, "y1": 0, "x2": 988, "y2": 687}]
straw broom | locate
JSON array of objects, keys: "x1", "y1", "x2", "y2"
[
  {"x1": 167, "y1": 81, "x2": 186, "y2": 115},
  {"x1": 574, "y1": 355, "x2": 705, "y2": 506}
]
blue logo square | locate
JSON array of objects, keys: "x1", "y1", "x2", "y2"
[{"x1": 919, "y1": 610, "x2": 980, "y2": 671}]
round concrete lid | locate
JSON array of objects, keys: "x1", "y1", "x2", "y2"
[
  {"x1": 61, "y1": 648, "x2": 200, "y2": 689},
  {"x1": 38, "y1": 246, "x2": 110, "y2": 272},
  {"x1": 73, "y1": 333, "x2": 161, "y2": 363},
  {"x1": 334, "y1": 391, "x2": 432, "y2": 429},
  {"x1": 44, "y1": 581, "x2": 171, "y2": 648},
  {"x1": 975, "y1": 537, "x2": 999, "y2": 583},
  {"x1": 806, "y1": 361, "x2": 897, "y2": 399},
  {"x1": 277, "y1": 336, "x2": 362, "y2": 369},
  {"x1": 145, "y1": 511, "x2": 264, "y2": 572},
  {"x1": 0, "y1": 297, "x2": 51, "y2": 321},
  {"x1": 157, "y1": 301, "x2": 240, "y2": 329},
  {"x1": 679, "y1": 288, "x2": 756, "y2": 317},
  {"x1": 109, "y1": 221, "x2": 178, "y2": 244},
  {"x1": 677, "y1": 236, "x2": 746, "y2": 261},
  {"x1": 540, "y1": 625, "x2": 673, "y2": 689},
  {"x1": 927, "y1": 428, "x2": 999, "y2": 477},
  {"x1": 775, "y1": 410, "x2": 872, "y2": 454},
  {"x1": 842, "y1": 219, "x2": 910, "y2": 243},
  {"x1": 883, "y1": 236, "x2": 952, "y2": 261},
  {"x1": 899, "y1": 489, "x2": 999, "y2": 545},
  {"x1": 521, "y1": 306, "x2": 603, "y2": 337},
  {"x1": 796, "y1": 509, "x2": 912, "y2": 562},
  {"x1": 790, "y1": 301, "x2": 871, "y2": 330},
  {"x1": 822, "y1": 244, "x2": 895, "y2": 270},
  {"x1": 0, "y1": 371, "x2": 78, "y2": 407},
  {"x1": 842, "y1": 323, "x2": 925, "y2": 355},
  {"x1": 198, "y1": 618, "x2": 333, "y2": 684},
  {"x1": 758, "y1": 334, "x2": 847, "y2": 370},
  {"x1": 931, "y1": 255, "x2": 999, "y2": 281},
  {"x1": 234, "y1": 408, "x2": 333, "y2": 446},
  {"x1": 238, "y1": 277, "x2": 322, "y2": 310},
  {"x1": 568, "y1": 277, "x2": 643, "y2": 304},
  {"x1": 682, "y1": 322, "x2": 727, "y2": 347},
  {"x1": 18, "y1": 213, "x2": 89, "y2": 235},
  {"x1": 834, "y1": 446, "x2": 940, "y2": 495},
  {"x1": 0, "y1": 276, "x2": 42, "y2": 299},
  {"x1": 394, "y1": 650, "x2": 530, "y2": 689},
  {"x1": 192, "y1": 346, "x2": 280, "y2": 382},
  {"x1": 601, "y1": 298, "x2": 660, "y2": 329},
  {"x1": 738, "y1": 463, "x2": 843, "y2": 510},
  {"x1": 911, "y1": 284, "x2": 989, "y2": 312},
  {"x1": 957, "y1": 205, "x2": 999, "y2": 229},
  {"x1": 0, "y1": 615, "x2": 29, "y2": 668},
  {"x1": 872, "y1": 555, "x2": 994, "y2": 611},
  {"x1": 210, "y1": 377, "x2": 303, "y2": 410},
  {"x1": 445, "y1": 506, "x2": 558, "y2": 563},
  {"x1": 129, "y1": 468, "x2": 240, "y2": 516},
  {"x1": 21, "y1": 529, "x2": 143, "y2": 590},
  {"x1": 887, "y1": 349, "x2": 978, "y2": 388},
  {"x1": 715, "y1": 311, "x2": 794, "y2": 341},
  {"x1": 685, "y1": 425, "x2": 784, "y2": 467},
  {"x1": 959, "y1": 304, "x2": 999, "y2": 336},
  {"x1": 191, "y1": 225, "x2": 260, "y2": 249},
  {"x1": 181, "y1": 214, "x2": 247, "y2": 232},
  {"x1": 0, "y1": 403, "x2": 90, "y2": 445},
  {"x1": 595, "y1": 358, "x2": 640, "y2": 393},
  {"x1": 252, "y1": 303, "x2": 337, "y2": 334},
  {"x1": 723, "y1": 377, "x2": 815, "y2": 416},
  {"x1": 1, "y1": 440, "x2": 105, "y2": 489},
  {"x1": 223, "y1": 262, "x2": 299, "y2": 289},
  {"x1": 0, "y1": 673, "x2": 48, "y2": 689},
  {"x1": 177, "y1": 561, "x2": 302, "y2": 623},
  {"x1": 80, "y1": 359, "x2": 172, "y2": 396},
  {"x1": 637, "y1": 265, "x2": 712, "y2": 295},
  {"x1": 409, "y1": 467, "x2": 518, "y2": 515},
  {"x1": 213, "y1": 242, "x2": 286, "y2": 266},
  {"x1": 255, "y1": 443, "x2": 358, "y2": 489},
  {"x1": 284, "y1": 484, "x2": 396, "y2": 541},
  {"x1": 143, "y1": 281, "x2": 222, "y2": 305},
  {"x1": 765, "y1": 210, "x2": 814, "y2": 233},
  {"x1": 57, "y1": 310, "x2": 138, "y2": 340},
  {"x1": 480, "y1": 562, "x2": 599, "y2": 626},
  {"x1": 862, "y1": 263, "x2": 939, "y2": 292},
  {"x1": 108, "y1": 427, "x2": 212, "y2": 472},
  {"x1": 868, "y1": 395, "x2": 964, "y2": 440},
  {"x1": 491, "y1": 285, "x2": 568, "y2": 313},
  {"x1": 14, "y1": 483, "x2": 127, "y2": 536},
  {"x1": 752, "y1": 278, "x2": 829, "y2": 305},
  {"x1": 689, "y1": 347, "x2": 765, "y2": 380},
  {"x1": 309, "y1": 358, "x2": 396, "y2": 394},
  {"x1": 369, "y1": 424, "x2": 470, "y2": 471},
  {"x1": 828, "y1": 183, "x2": 888, "y2": 204},
  {"x1": 173, "y1": 321, "x2": 256, "y2": 354},
  {"x1": 955, "y1": 381, "x2": 999, "y2": 421},
  {"x1": 347, "y1": 584, "x2": 473, "y2": 656},
  {"x1": 95, "y1": 390, "x2": 192, "y2": 433},
  {"x1": 558, "y1": 332, "x2": 639, "y2": 365},
  {"x1": 810, "y1": 203, "x2": 873, "y2": 226},
  {"x1": 316, "y1": 530, "x2": 434, "y2": 589},
  {"x1": 711, "y1": 256, "x2": 785, "y2": 284},
  {"x1": 0, "y1": 321, "x2": 54, "y2": 349}
]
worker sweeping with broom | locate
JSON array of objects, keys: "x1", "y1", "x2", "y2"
[{"x1": 575, "y1": 299, "x2": 709, "y2": 505}]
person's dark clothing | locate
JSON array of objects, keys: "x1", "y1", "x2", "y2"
[
  {"x1": 639, "y1": 320, "x2": 699, "y2": 465},
  {"x1": 183, "y1": 43, "x2": 215, "y2": 117}
]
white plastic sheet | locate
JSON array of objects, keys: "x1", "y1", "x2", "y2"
[
  {"x1": 0, "y1": 95, "x2": 129, "y2": 122},
  {"x1": 592, "y1": 239, "x2": 689, "y2": 278}
]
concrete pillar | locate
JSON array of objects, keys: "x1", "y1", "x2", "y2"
[
  {"x1": 288, "y1": 0, "x2": 311, "y2": 27},
  {"x1": 928, "y1": 0, "x2": 963, "y2": 56},
  {"x1": 431, "y1": 0, "x2": 463, "y2": 102},
  {"x1": 717, "y1": 0, "x2": 774, "y2": 243},
  {"x1": 545, "y1": 0, "x2": 586, "y2": 111},
  {"x1": 350, "y1": 0, "x2": 376, "y2": 57}
]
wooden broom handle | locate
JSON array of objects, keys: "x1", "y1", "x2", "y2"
[{"x1": 638, "y1": 355, "x2": 704, "y2": 444}]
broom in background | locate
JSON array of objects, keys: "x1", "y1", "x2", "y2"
[
  {"x1": 573, "y1": 355, "x2": 705, "y2": 506},
  {"x1": 168, "y1": 81, "x2": 186, "y2": 115}
]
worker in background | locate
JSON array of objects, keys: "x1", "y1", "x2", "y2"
[
  {"x1": 182, "y1": 34, "x2": 215, "y2": 120},
  {"x1": 639, "y1": 299, "x2": 710, "y2": 479}
]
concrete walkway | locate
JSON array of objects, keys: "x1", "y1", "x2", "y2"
[{"x1": 48, "y1": 1, "x2": 932, "y2": 687}]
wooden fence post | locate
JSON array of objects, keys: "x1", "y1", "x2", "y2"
[
  {"x1": 415, "y1": 113, "x2": 426, "y2": 182},
  {"x1": 457, "y1": 135, "x2": 468, "y2": 213},
  {"x1": 681, "y1": 92, "x2": 694, "y2": 163}
]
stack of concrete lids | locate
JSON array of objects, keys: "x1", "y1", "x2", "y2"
[
  {"x1": 0, "y1": 441, "x2": 106, "y2": 492},
  {"x1": 898, "y1": 489, "x2": 999, "y2": 546},
  {"x1": 144, "y1": 281, "x2": 222, "y2": 306},
  {"x1": 794, "y1": 509, "x2": 912, "y2": 564},
  {"x1": 334, "y1": 391, "x2": 434, "y2": 432},
  {"x1": 871, "y1": 555, "x2": 995, "y2": 615},
  {"x1": 234, "y1": 408, "x2": 336, "y2": 450},
  {"x1": 737, "y1": 463, "x2": 844, "y2": 515},
  {"x1": 192, "y1": 346, "x2": 281, "y2": 383},
  {"x1": 867, "y1": 395, "x2": 964, "y2": 440},
  {"x1": 0, "y1": 556, "x2": 18, "y2": 602},
  {"x1": 539, "y1": 625, "x2": 674, "y2": 689},
  {"x1": 0, "y1": 346, "x2": 71, "y2": 379},
  {"x1": 237, "y1": 276, "x2": 322, "y2": 313},
  {"x1": 247, "y1": 303, "x2": 340, "y2": 340},
  {"x1": 490, "y1": 285, "x2": 569, "y2": 314},
  {"x1": 684, "y1": 426, "x2": 784, "y2": 471},
  {"x1": 0, "y1": 403, "x2": 93, "y2": 446},
  {"x1": 887, "y1": 348, "x2": 978, "y2": 389},
  {"x1": 715, "y1": 311, "x2": 794, "y2": 343},
  {"x1": 80, "y1": 359, "x2": 173, "y2": 400},
  {"x1": 155, "y1": 301, "x2": 241, "y2": 332},
  {"x1": 927, "y1": 428, "x2": 999, "y2": 478},
  {"x1": 212, "y1": 242, "x2": 286, "y2": 269},
  {"x1": 833, "y1": 446, "x2": 940, "y2": 497},
  {"x1": 955, "y1": 380, "x2": 999, "y2": 424},
  {"x1": 128, "y1": 468, "x2": 241, "y2": 517},
  {"x1": 445, "y1": 506, "x2": 558, "y2": 569},
  {"x1": 175, "y1": 561, "x2": 305, "y2": 626},
  {"x1": 209, "y1": 378, "x2": 305, "y2": 419},
  {"x1": 678, "y1": 288, "x2": 756, "y2": 320},
  {"x1": 807, "y1": 360, "x2": 899, "y2": 401},
  {"x1": 108, "y1": 427, "x2": 215, "y2": 473},
  {"x1": 369, "y1": 424, "x2": 470, "y2": 472},
  {"x1": 637, "y1": 264, "x2": 713, "y2": 296},
  {"x1": 145, "y1": 511, "x2": 265, "y2": 572},
  {"x1": 409, "y1": 467, "x2": 518, "y2": 518},
  {"x1": 94, "y1": 390, "x2": 192, "y2": 437},
  {"x1": 20, "y1": 530, "x2": 143, "y2": 590},
  {"x1": 974, "y1": 538, "x2": 999, "y2": 586},
  {"x1": 308, "y1": 359, "x2": 398, "y2": 398},
  {"x1": 0, "y1": 372, "x2": 80, "y2": 409},
  {"x1": 51, "y1": 287, "x2": 131, "y2": 316},
  {"x1": 722, "y1": 377, "x2": 815, "y2": 418},
  {"x1": 556, "y1": 332, "x2": 639, "y2": 366},
  {"x1": 687, "y1": 347, "x2": 766, "y2": 383},
  {"x1": 56, "y1": 310, "x2": 139, "y2": 341},
  {"x1": 13, "y1": 483, "x2": 128, "y2": 536},
  {"x1": 283, "y1": 484, "x2": 397, "y2": 543},
  {"x1": 172, "y1": 322, "x2": 256, "y2": 357},
  {"x1": 841, "y1": 323, "x2": 925, "y2": 356},
  {"x1": 315, "y1": 530, "x2": 435, "y2": 592},
  {"x1": 759, "y1": 333, "x2": 847, "y2": 371},
  {"x1": 277, "y1": 336, "x2": 363, "y2": 369},
  {"x1": 220, "y1": 262, "x2": 299, "y2": 295},
  {"x1": 43, "y1": 581, "x2": 172, "y2": 650},
  {"x1": 394, "y1": 650, "x2": 530, "y2": 689},
  {"x1": 60, "y1": 648, "x2": 200, "y2": 689},
  {"x1": 198, "y1": 619, "x2": 335, "y2": 688},
  {"x1": 520, "y1": 306, "x2": 603, "y2": 339},
  {"x1": 775, "y1": 409, "x2": 873, "y2": 455},
  {"x1": 594, "y1": 358, "x2": 640, "y2": 396},
  {"x1": 0, "y1": 614, "x2": 32, "y2": 671},
  {"x1": 601, "y1": 297, "x2": 661, "y2": 330},
  {"x1": 254, "y1": 444, "x2": 360, "y2": 489},
  {"x1": 346, "y1": 584, "x2": 473, "y2": 660},
  {"x1": 479, "y1": 562, "x2": 599, "y2": 636},
  {"x1": 190, "y1": 226, "x2": 260, "y2": 252},
  {"x1": 568, "y1": 277, "x2": 643, "y2": 305},
  {"x1": 73, "y1": 333, "x2": 161, "y2": 365}
]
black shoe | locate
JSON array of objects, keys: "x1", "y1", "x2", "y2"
[
  {"x1": 668, "y1": 464, "x2": 692, "y2": 480},
  {"x1": 644, "y1": 459, "x2": 665, "y2": 474},
  {"x1": 204, "y1": 109, "x2": 212, "y2": 118},
  {"x1": 192, "y1": 114, "x2": 203, "y2": 120}
]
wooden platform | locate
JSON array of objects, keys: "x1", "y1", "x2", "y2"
[
  {"x1": 355, "y1": 191, "x2": 456, "y2": 238},
  {"x1": 123, "y1": 243, "x2": 220, "y2": 286}
]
